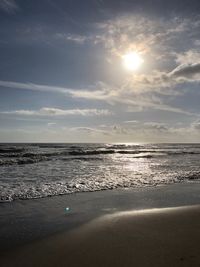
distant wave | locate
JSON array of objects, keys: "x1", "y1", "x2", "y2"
[
  {"x1": 68, "y1": 149, "x2": 200, "y2": 156},
  {"x1": 0, "y1": 147, "x2": 200, "y2": 166},
  {"x1": 0, "y1": 147, "x2": 26, "y2": 154},
  {"x1": 68, "y1": 149, "x2": 115, "y2": 155},
  {"x1": 0, "y1": 156, "x2": 48, "y2": 166}
]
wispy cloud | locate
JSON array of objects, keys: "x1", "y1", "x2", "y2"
[
  {"x1": 0, "y1": 78, "x2": 199, "y2": 117},
  {"x1": 70, "y1": 122, "x2": 180, "y2": 139},
  {"x1": 67, "y1": 82, "x2": 198, "y2": 116},
  {"x1": 0, "y1": 80, "x2": 71, "y2": 94},
  {"x1": 191, "y1": 120, "x2": 200, "y2": 130},
  {"x1": 123, "y1": 120, "x2": 138, "y2": 124},
  {"x1": 143, "y1": 122, "x2": 169, "y2": 132},
  {"x1": 0, "y1": 0, "x2": 19, "y2": 14},
  {"x1": 96, "y1": 15, "x2": 200, "y2": 61},
  {"x1": 55, "y1": 33, "x2": 88, "y2": 44},
  {"x1": 71, "y1": 127, "x2": 110, "y2": 135},
  {"x1": 175, "y1": 50, "x2": 200, "y2": 65},
  {"x1": 1, "y1": 107, "x2": 112, "y2": 117}
]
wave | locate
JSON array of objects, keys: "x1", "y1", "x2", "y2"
[
  {"x1": 0, "y1": 142, "x2": 200, "y2": 168},
  {"x1": 1, "y1": 171, "x2": 200, "y2": 202},
  {"x1": 1, "y1": 148, "x2": 200, "y2": 166},
  {"x1": 68, "y1": 149, "x2": 200, "y2": 156},
  {"x1": 184, "y1": 172, "x2": 200, "y2": 180},
  {"x1": 68, "y1": 149, "x2": 115, "y2": 155},
  {"x1": 0, "y1": 147, "x2": 26, "y2": 154},
  {"x1": 62, "y1": 157, "x2": 103, "y2": 161},
  {"x1": 0, "y1": 156, "x2": 49, "y2": 166}
]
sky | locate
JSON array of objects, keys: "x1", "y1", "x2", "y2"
[{"x1": 1, "y1": 0, "x2": 200, "y2": 142}]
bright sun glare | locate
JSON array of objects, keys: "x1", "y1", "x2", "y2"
[{"x1": 122, "y1": 52, "x2": 143, "y2": 71}]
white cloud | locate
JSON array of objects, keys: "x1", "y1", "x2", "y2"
[
  {"x1": 71, "y1": 127, "x2": 110, "y2": 135},
  {"x1": 0, "y1": 80, "x2": 71, "y2": 94},
  {"x1": 175, "y1": 50, "x2": 200, "y2": 65},
  {"x1": 96, "y1": 15, "x2": 196, "y2": 60},
  {"x1": 123, "y1": 120, "x2": 138, "y2": 124},
  {"x1": 55, "y1": 33, "x2": 87, "y2": 44},
  {"x1": 1, "y1": 107, "x2": 112, "y2": 117},
  {"x1": 68, "y1": 120, "x2": 200, "y2": 142},
  {"x1": 143, "y1": 122, "x2": 169, "y2": 132},
  {"x1": 0, "y1": 77, "x2": 198, "y2": 117},
  {"x1": 67, "y1": 82, "x2": 198, "y2": 116},
  {"x1": 191, "y1": 120, "x2": 200, "y2": 130},
  {"x1": 1, "y1": 120, "x2": 200, "y2": 143},
  {"x1": 71, "y1": 124, "x2": 129, "y2": 136}
]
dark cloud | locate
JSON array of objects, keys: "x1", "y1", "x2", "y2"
[{"x1": 170, "y1": 63, "x2": 200, "y2": 77}]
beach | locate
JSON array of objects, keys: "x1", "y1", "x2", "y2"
[
  {"x1": 1, "y1": 205, "x2": 200, "y2": 267},
  {"x1": 1, "y1": 0, "x2": 200, "y2": 262},
  {"x1": 1, "y1": 183, "x2": 200, "y2": 266}
]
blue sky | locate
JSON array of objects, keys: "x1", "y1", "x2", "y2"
[{"x1": 1, "y1": 0, "x2": 200, "y2": 142}]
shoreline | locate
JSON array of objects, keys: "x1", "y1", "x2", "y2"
[
  {"x1": 2, "y1": 204, "x2": 200, "y2": 266},
  {"x1": 1, "y1": 182, "x2": 200, "y2": 250}
]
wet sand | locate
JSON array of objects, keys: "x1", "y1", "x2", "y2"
[{"x1": 2, "y1": 205, "x2": 200, "y2": 267}]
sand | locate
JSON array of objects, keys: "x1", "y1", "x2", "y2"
[{"x1": 2, "y1": 205, "x2": 200, "y2": 267}]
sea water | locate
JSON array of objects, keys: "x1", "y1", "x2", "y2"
[{"x1": 0, "y1": 143, "x2": 200, "y2": 202}]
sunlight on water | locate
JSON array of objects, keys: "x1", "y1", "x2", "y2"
[{"x1": 0, "y1": 143, "x2": 200, "y2": 202}]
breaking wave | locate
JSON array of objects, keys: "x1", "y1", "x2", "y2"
[{"x1": 1, "y1": 143, "x2": 200, "y2": 202}]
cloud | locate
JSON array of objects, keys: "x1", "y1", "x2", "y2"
[
  {"x1": 90, "y1": 14, "x2": 200, "y2": 98},
  {"x1": 0, "y1": 80, "x2": 71, "y2": 94},
  {"x1": 175, "y1": 50, "x2": 200, "y2": 65},
  {"x1": 1, "y1": 14, "x2": 200, "y2": 119},
  {"x1": 71, "y1": 124, "x2": 129, "y2": 136},
  {"x1": 112, "y1": 125, "x2": 128, "y2": 135},
  {"x1": 72, "y1": 122, "x2": 170, "y2": 138},
  {"x1": 94, "y1": 14, "x2": 200, "y2": 85},
  {"x1": 169, "y1": 63, "x2": 200, "y2": 78},
  {"x1": 47, "y1": 122, "x2": 56, "y2": 126},
  {"x1": 55, "y1": 33, "x2": 87, "y2": 44},
  {"x1": 1, "y1": 107, "x2": 112, "y2": 117},
  {"x1": 93, "y1": 14, "x2": 200, "y2": 88},
  {"x1": 0, "y1": 77, "x2": 198, "y2": 117},
  {"x1": 191, "y1": 120, "x2": 200, "y2": 130},
  {"x1": 67, "y1": 82, "x2": 197, "y2": 116},
  {"x1": 71, "y1": 127, "x2": 110, "y2": 135},
  {"x1": 0, "y1": 0, "x2": 19, "y2": 13},
  {"x1": 122, "y1": 63, "x2": 200, "y2": 95},
  {"x1": 69, "y1": 121, "x2": 190, "y2": 140},
  {"x1": 143, "y1": 122, "x2": 169, "y2": 132},
  {"x1": 96, "y1": 15, "x2": 196, "y2": 60},
  {"x1": 123, "y1": 120, "x2": 138, "y2": 124},
  {"x1": 1, "y1": 120, "x2": 200, "y2": 143}
]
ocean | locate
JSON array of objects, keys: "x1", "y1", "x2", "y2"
[{"x1": 1, "y1": 143, "x2": 200, "y2": 202}]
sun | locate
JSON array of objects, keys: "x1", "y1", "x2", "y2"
[{"x1": 122, "y1": 52, "x2": 143, "y2": 71}]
